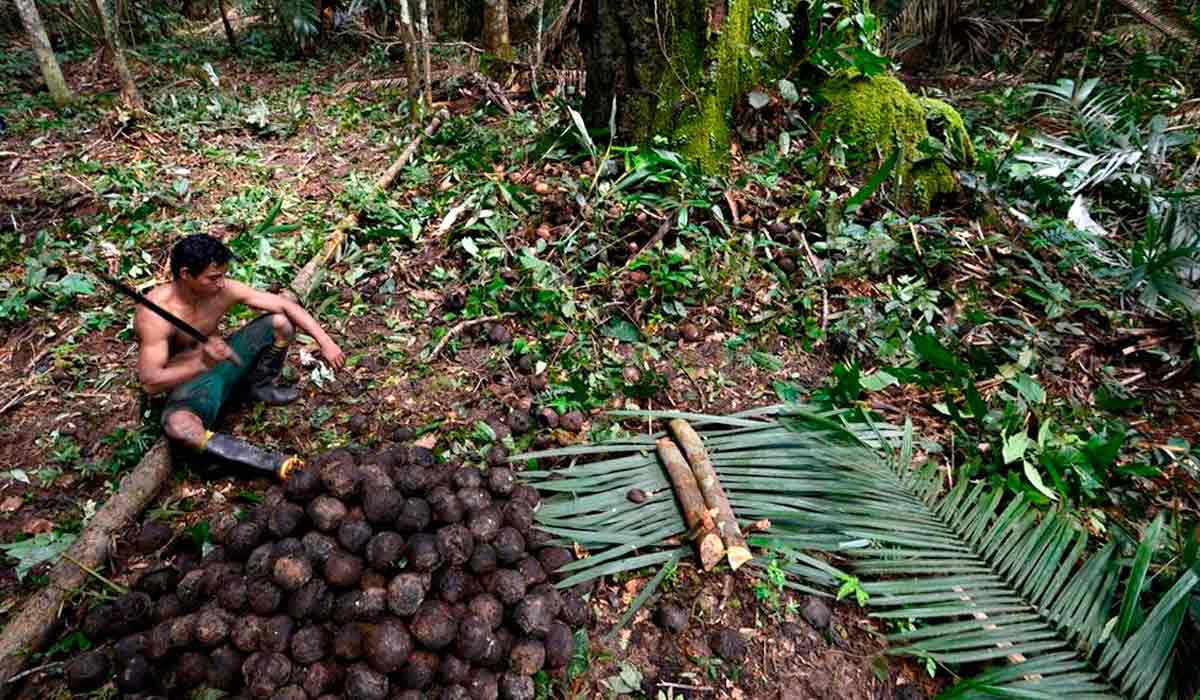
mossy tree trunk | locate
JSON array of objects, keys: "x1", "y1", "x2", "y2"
[
  {"x1": 483, "y1": 0, "x2": 515, "y2": 60},
  {"x1": 15, "y1": 0, "x2": 74, "y2": 108},
  {"x1": 87, "y1": 0, "x2": 144, "y2": 111},
  {"x1": 578, "y1": 0, "x2": 794, "y2": 172}
]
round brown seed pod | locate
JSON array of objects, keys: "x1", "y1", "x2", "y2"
[
  {"x1": 510, "y1": 484, "x2": 540, "y2": 509},
  {"x1": 558, "y1": 410, "x2": 584, "y2": 433},
  {"x1": 64, "y1": 650, "x2": 109, "y2": 691},
  {"x1": 248, "y1": 579, "x2": 283, "y2": 615},
  {"x1": 231, "y1": 615, "x2": 265, "y2": 653},
  {"x1": 440, "y1": 655, "x2": 471, "y2": 686},
  {"x1": 428, "y1": 486, "x2": 465, "y2": 524},
  {"x1": 245, "y1": 542, "x2": 278, "y2": 580},
  {"x1": 444, "y1": 685, "x2": 472, "y2": 700},
  {"x1": 543, "y1": 621, "x2": 573, "y2": 669},
  {"x1": 493, "y1": 528, "x2": 525, "y2": 565},
  {"x1": 273, "y1": 555, "x2": 313, "y2": 591},
  {"x1": 218, "y1": 574, "x2": 249, "y2": 612},
  {"x1": 138, "y1": 566, "x2": 179, "y2": 598},
  {"x1": 321, "y1": 460, "x2": 361, "y2": 502},
  {"x1": 469, "y1": 543, "x2": 498, "y2": 575},
  {"x1": 500, "y1": 673, "x2": 535, "y2": 700},
  {"x1": 301, "y1": 531, "x2": 338, "y2": 565},
  {"x1": 154, "y1": 594, "x2": 183, "y2": 623},
  {"x1": 487, "y1": 468, "x2": 515, "y2": 496},
  {"x1": 516, "y1": 557, "x2": 547, "y2": 587},
  {"x1": 410, "y1": 600, "x2": 456, "y2": 650},
  {"x1": 114, "y1": 633, "x2": 145, "y2": 666},
  {"x1": 308, "y1": 496, "x2": 348, "y2": 532},
  {"x1": 177, "y1": 569, "x2": 207, "y2": 609},
  {"x1": 396, "y1": 497, "x2": 432, "y2": 532},
  {"x1": 272, "y1": 684, "x2": 307, "y2": 700},
  {"x1": 467, "y1": 668, "x2": 499, "y2": 700},
  {"x1": 227, "y1": 522, "x2": 263, "y2": 560},
  {"x1": 242, "y1": 652, "x2": 292, "y2": 697},
  {"x1": 303, "y1": 659, "x2": 344, "y2": 697},
  {"x1": 333, "y1": 588, "x2": 387, "y2": 623},
  {"x1": 453, "y1": 466, "x2": 484, "y2": 490},
  {"x1": 175, "y1": 650, "x2": 210, "y2": 688},
  {"x1": 345, "y1": 662, "x2": 389, "y2": 700},
  {"x1": 537, "y1": 547, "x2": 573, "y2": 575},
  {"x1": 456, "y1": 614, "x2": 495, "y2": 662},
  {"x1": 167, "y1": 614, "x2": 196, "y2": 648},
  {"x1": 502, "y1": 502, "x2": 535, "y2": 533},
  {"x1": 334, "y1": 624, "x2": 364, "y2": 661},
  {"x1": 468, "y1": 593, "x2": 504, "y2": 630},
  {"x1": 513, "y1": 594, "x2": 556, "y2": 638},
  {"x1": 489, "y1": 569, "x2": 526, "y2": 606},
  {"x1": 434, "y1": 566, "x2": 476, "y2": 605},
  {"x1": 509, "y1": 638, "x2": 545, "y2": 675},
  {"x1": 387, "y1": 572, "x2": 428, "y2": 616},
  {"x1": 458, "y1": 487, "x2": 492, "y2": 513},
  {"x1": 363, "y1": 487, "x2": 403, "y2": 525},
  {"x1": 361, "y1": 619, "x2": 413, "y2": 673},
  {"x1": 338, "y1": 519, "x2": 374, "y2": 554},
  {"x1": 406, "y1": 533, "x2": 441, "y2": 572},
  {"x1": 485, "y1": 626, "x2": 514, "y2": 668},
  {"x1": 291, "y1": 624, "x2": 330, "y2": 665},
  {"x1": 136, "y1": 519, "x2": 173, "y2": 553},
  {"x1": 283, "y1": 466, "x2": 323, "y2": 502},
  {"x1": 146, "y1": 623, "x2": 171, "y2": 660},
  {"x1": 324, "y1": 550, "x2": 365, "y2": 588},
  {"x1": 268, "y1": 502, "x2": 305, "y2": 538},
  {"x1": 409, "y1": 446, "x2": 434, "y2": 467},
  {"x1": 260, "y1": 614, "x2": 295, "y2": 654},
  {"x1": 287, "y1": 578, "x2": 332, "y2": 620},
  {"x1": 436, "y1": 524, "x2": 475, "y2": 566},
  {"x1": 361, "y1": 570, "x2": 388, "y2": 590},
  {"x1": 486, "y1": 445, "x2": 509, "y2": 467},
  {"x1": 210, "y1": 512, "x2": 240, "y2": 546},
  {"x1": 395, "y1": 466, "x2": 433, "y2": 496},
  {"x1": 194, "y1": 609, "x2": 231, "y2": 647},
  {"x1": 524, "y1": 527, "x2": 554, "y2": 551},
  {"x1": 398, "y1": 649, "x2": 439, "y2": 690},
  {"x1": 208, "y1": 645, "x2": 243, "y2": 689},
  {"x1": 529, "y1": 584, "x2": 562, "y2": 616},
  {"x1": 115, "y1": 591, "x2": 153, "y2": 632},
  {"x1": 116, "y1": 653, "x2": 151, "y2": 693},
  {"x1": 365, "y1": 532, "x2": 405, "y2": 571},
  {"x1": 559, "y1": 589, "x2": 591, "y2": 627}
]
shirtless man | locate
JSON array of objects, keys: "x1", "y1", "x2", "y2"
[{"x1": 136, "y1": 234, "x2": 345, "y2": 475}]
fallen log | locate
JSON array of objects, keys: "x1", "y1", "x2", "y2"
[
  {"x1": 669, "y1": 419, "x2": 752, "y2": 571},
  {"x1": 656, "y1": 437, "x2": 724, "y2": 571},
  {"x1": 0, "y1": 112, "x2": 448, "y2": 698}
]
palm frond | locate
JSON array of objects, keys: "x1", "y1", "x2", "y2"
[{"x1": 518, "y1": 406, "x2": 1199, "y2": 700}]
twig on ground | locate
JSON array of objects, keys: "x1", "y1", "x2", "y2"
[{"x1": 426, "y1": 314, "x2": 510, "y2": 359}]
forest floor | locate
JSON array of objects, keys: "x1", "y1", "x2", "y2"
[{"x1": 1, "y1": 23, "x2": 1199, "y2": 700}]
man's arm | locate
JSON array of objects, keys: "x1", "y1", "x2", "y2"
[
  {"x1": 136, "y1": 308, "x2": 229, "y2": 394},
  {"x1": 226, "y1": 281, "x2": 346, "y2": 369}
]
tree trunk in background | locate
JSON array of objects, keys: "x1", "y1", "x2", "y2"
[
  {"x1": 419, "y1": 0, "x2": 433, "y2": 108},
  {"x1": 578, "y1": 0, "x2": 776, "y2": 171},
  {"x1": 483, "y1": 0, "x2": 514, "y2": 60},
  {"x1": 397, "y1": 0, "x2": 422, "y2": 122},
  {"x1": 88, "y1": 0, "x2": 145, "y2": 111},
  {"x1": 216, "y1": 0, "x2": 238, "y2": 53},
  {"x1": 15, "y1": 0, "x2": 74, "y2": 108},
  {"x1": 437, "y1": 0, "x2": 483, "y2": 40}
]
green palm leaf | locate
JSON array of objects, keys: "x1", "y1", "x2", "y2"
[{"x1": 516, "y1": 405, "x2": 1198, "y2": 700}]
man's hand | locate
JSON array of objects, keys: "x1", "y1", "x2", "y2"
[
  {"x1": 320, "y1": 341, "x2": 346, "y2": 370},
  {"x1": 202, "y1": 336, "x2": 240, "y2": 367}
]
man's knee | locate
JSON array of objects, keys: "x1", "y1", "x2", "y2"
[
  {"x1": 270, "y1": 313, "x2": 294, "y2": 341},
  {"x1": 164, "y1": 411, "x2": 206, "y2": 449}
]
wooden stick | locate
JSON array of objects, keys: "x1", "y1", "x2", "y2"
[
  {"x1": 668, "y1": 419, "x2": 751, "y2": 570},
  {"x1": 0, "y1": 113, "x2": 450, "y2": 699},
  {"x1": 656, "y1": 437, "x2": 724, "y2": 571}
]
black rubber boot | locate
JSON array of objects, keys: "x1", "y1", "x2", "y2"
[
  {"x1": 202, "y1": 432, "x2": 295, "y2": 477},
  {"x1": 246, "y1": 344, "x2": 301, "y2": 405}
]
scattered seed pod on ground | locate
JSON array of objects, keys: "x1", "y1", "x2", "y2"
[
  {"x1": 208, "y1": 645, "x2": 243, "y2": 689},
  {"x1": 308, "y1": 496, "x2": 347, "y2": 532},
  {"x1": 467, "y1": 668, "x2": 499, "y2": 700},
  {"x1": 396, "y1": 496, "x2": 432, "y2": 532},
  {"x1": 117, "y1": 653, "x2": 151, "y2": 692},
  {"x1": 440, "y1": 654, "x2": 471, "y2": 686},
  {"x1": 291, "y1": 624, "x2": 330, "y2": 665},
  {"x1": 399, "y1": 649, "x2": 440, "y2": 690},
  {"x1": 303, "y1": 659, "x2": 344, "y2": 697},
  {"x1": 456, "y1": 614, "x2": 495, "y2": 661},
  {"x1": 458, "y1": 487, "x2": 492, "y2": 513},
  {"x1": 230, "y1": 615, "x2": 264, "y2": 653},
  {"x1": 558, "y1": 410, "x2": 584, "y2": 433},
  {"x1": 136, "y1": 520, "x2": 173, "y2": 553},
  {"x1": 434, "y1": 565, "x2": 475, "y2": 604},
  {"x1": 247, "y1": 579, "x2": 283, "y2": 616},
  {"x1": 227, "y1": 522, "x2": 263, "y2": 560},
  {"x1": 485, "y1": 446, "x2": 509, "y2": 469},
  {"x1": 333, "y1": 624, "x2": 364, "y2": 661},
  {"x1": 436, "y1": 523, "x2": 475, "y2": 566},
  {"x1": 194, "y1": 609, "x2": 231, "y2": 647},
  {"x1": 138, "y1": 566, "x2": 180, "y2": 598},
  {"x1": 428, "y1": 486, "x2": 465, "y2": 524},
  {"x1": 268, "y1": 502, "x2": 305, "y2": 538},
  {"x1": 363, "y1": 487, "x2": 403, "y2": 525},
  {"x1": 245, "y1": 542, "x2": 278, "y2": 580},
  {"x1": 282, "y1": 466, "x2": 322, "y2": 502},
  {"x1": 272, "y1": 555, "x2": 313, "y2": 591},
  {"x1": 506, "y1": 411, "x2": 531, "y2": 435},
  {"x1": 487, "y1": 324, "x2": 512, "y2": 346},
  {"x1": 218, "y1": 574, "x2": 249, "y2": 612},
  {"x1": 493, "y1": 528, "x2": 526, "y2": 565},
  {"x1": 543, "y1": 621, "x2": 574, "y2": 669},
  {"x1": 365, "y1": 531, "x2": 405, "y2": 571},
  {"x1": 452, "y1": 467, "x2": 484, "y2": 490},
  {"x1": 517, "y1": 557, "x2": 548, "y2": 587},
  {"x1": 467, "y1": 506, "x2": 502, "y2": 544},
  {"x1": 469, "y1": 542, "x2": 499, "y2": 575},
  {"x1": 242, "y1": 652, "x2": 292, "y2": 698},
  {"x1": 288, "y1": 578, "x2": 332, "y2": 621},
  {"x1": 260, "y1": 614, "x2": 295, "y2": 654},
  {"x1": 501, "y1": 503, "x2": 533, "y2": 534},
  {"x1": 513, "y1": 594, "x2": 555, "y2": 638},
  {"x1": 500, "y1": 672, "x2": 535, "y2": 700},
  {"x1": 406, "y1": 533, "x2": 441, "y2": 572},
  {"x1": 509, "y1": 638, "x2": 545, "y2": 675},
  {"x1": 334, "y1": 587, "x2": 387, "y2": 623},
  {"x1": 626, "y1": 488, "x2": 647, "y2": 503},
  {"x1": 711, "y1": 627, "x2": 748, "y2": 662},
  {"x1": 301, "y1": 530, "x2": 338, "y2": 565},
  {"x1": 324, "y1": 551, "x2": 365, "y2": 588}
]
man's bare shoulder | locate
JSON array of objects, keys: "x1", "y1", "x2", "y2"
[{"x1": 134, "y1": 284, "x2": 175, "y2": 339}]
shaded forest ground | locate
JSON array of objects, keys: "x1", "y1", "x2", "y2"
[{"x1": 1, "y1": 15, "x2": 1199, "y2": 700}]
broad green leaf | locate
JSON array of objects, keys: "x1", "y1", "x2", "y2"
[
  {"x1": 1009, "y1": 374, "x2": 1046, "y2": 405},
  {"x1": 1023, "y1": 460, "x2": 1059, "y2": 501},
  {"x1": 0, "y1": 531, "x2": 76, "y2": 581},
  {"x1": 1003, "y1": 432, "x2": 1031, "y2": 464},
  {"x1": 601, "y1": 319, "x2": 640, "y2": 343},
  {"x1": 748, "y1": 90, "x2": 770, "y2": 109},
  {"x1": 777, "y1": 79, "x2": 800, "y2": 104}
]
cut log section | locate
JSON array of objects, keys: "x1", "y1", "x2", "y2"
[
  {"x1": 656, "y1": 437, "x2": 724, "y2": 571},
  {"x1": 668, "y1": 419, "x2": 752, "y2": 571}
]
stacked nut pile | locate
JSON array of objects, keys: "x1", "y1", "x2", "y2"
[{"x1": 65, "y1": 442, "x2": 590, "y2": 700}]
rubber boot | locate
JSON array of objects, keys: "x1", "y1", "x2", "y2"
[
  {"x1": 201, "y1": 431, "x2": 304, "y2": 479},
  {"x1": 246, "y1": 343, "x2": 301, "y2": 405}
]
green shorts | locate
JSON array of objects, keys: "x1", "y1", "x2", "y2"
[{"x1": 161, "y1": 314, "x2": 277, "y2": 429}]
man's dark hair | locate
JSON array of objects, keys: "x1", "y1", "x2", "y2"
[{"x1": 170, "y1": 234, "x2": 233, "y2": 279}]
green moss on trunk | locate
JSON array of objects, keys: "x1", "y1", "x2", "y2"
[{"x1": 819, "y1": 74, "x2": 974, "y2": 210}]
